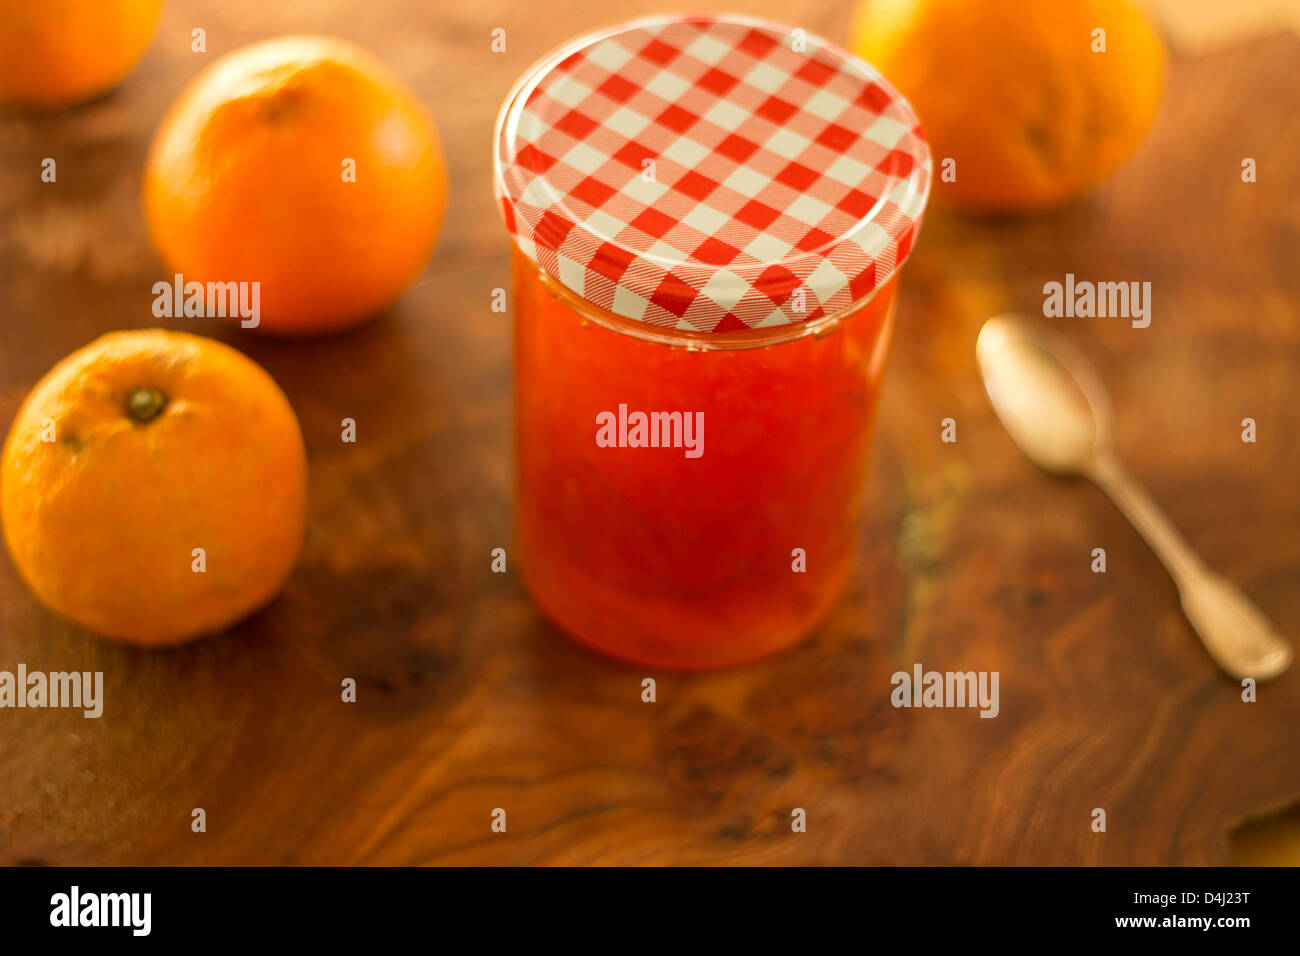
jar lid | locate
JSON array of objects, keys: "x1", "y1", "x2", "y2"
[{"x1": 494, "y1": 14, "x2": 931, "y2": 333}]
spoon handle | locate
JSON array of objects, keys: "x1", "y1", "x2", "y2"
[{"x1": 1087, "y1": 452, "x2": 1293, "y2": 681}]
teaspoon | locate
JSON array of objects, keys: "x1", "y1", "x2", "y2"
[{"x1": 976, "y1": 315, "x2": 1292, "y2": 681}]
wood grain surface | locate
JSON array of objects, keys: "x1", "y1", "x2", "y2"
[{"x1": 1, "y1": 0, "x2": 1297, "y2": 865}]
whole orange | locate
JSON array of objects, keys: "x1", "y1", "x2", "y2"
[
  {"x1": 144, "y1": 35, "x2": 448, "y2": 335},
  {"x1": 0, "y1": 0, "x2": 164, "y2": 110},
  {"x1": 850, "y1": 0, "x2": 1165, "y2": 213},
  {"x1": 1, "y1": 330, "x2": 307, "y2": 647}
]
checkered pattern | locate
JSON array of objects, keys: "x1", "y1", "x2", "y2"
[{"x1": 495, "y1": 15, "x2": 931, "y2": 333}]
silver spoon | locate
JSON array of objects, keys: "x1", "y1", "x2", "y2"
[{"x1": 976, "y1": 315, "x2": 1292, "y2": 681}]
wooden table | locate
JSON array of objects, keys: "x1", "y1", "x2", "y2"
[{"x1": 1, "y1": 0, "x2": 1297, "y2": 865}]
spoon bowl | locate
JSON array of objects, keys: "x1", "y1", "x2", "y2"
[{"x1": 975, "y1": 316, "x2": 1110, "y2": 474}]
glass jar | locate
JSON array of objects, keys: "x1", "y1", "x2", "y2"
[{"x1": 496, "y1": 15, "x2": 930, "y2": 668}]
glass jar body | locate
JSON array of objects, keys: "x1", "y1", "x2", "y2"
[{"x1": 513, "y1": 246, "x2": 897, "y2": 669}]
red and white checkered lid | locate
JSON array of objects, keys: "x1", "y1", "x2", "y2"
[{"x1": 494, "y1": 14, "x2": 931, "y2": 333}]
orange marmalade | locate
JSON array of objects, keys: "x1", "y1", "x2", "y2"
[{"x1": 496, "y1": 15, "x2": 930, "y2": 668}]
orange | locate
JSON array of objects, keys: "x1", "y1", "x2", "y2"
[
  {"x1": 850, "y1": 0, "x2": 1165, "y2": 213},
  {"x1": 144, "y1": 35, "x2": 448, "y2": 335},
  {"x1": 1, "y1": 330, "x2": 307, "y2": 647},
  {"x1": 0, "y1": 0, "x2": 164, "y2": 110}
]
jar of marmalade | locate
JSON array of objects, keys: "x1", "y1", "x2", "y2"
[{"x1": 495, "y1": 15, "x2": 930, "y2": 669}]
